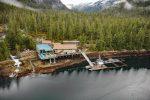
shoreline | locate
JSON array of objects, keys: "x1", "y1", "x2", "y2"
[{"x1": 0, "y1": 50, "x2": 150, "y2": 78}]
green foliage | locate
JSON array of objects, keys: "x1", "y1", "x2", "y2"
[
  {"x1": 0, "y1": 2, "x2": 149, "y2": 61},
  {"x1": 6, "y1": 31, "x2": 35, "y2": 51},
  {"x1": 0, "y1": 41, "x2": 10, "y2": 61}
]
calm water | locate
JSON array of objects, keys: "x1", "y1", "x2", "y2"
[{"x1": 0, "y1": 56, "x2": 150, "y2": 100}]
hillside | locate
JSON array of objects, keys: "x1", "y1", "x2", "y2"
[
  {"x1": 0, "y1": 1, "x2": 17, "y2": 12},
  {"x1": 17, "y1": 0, "x2": 67, "y2": 10},
  {"x1": 0, "y1": 0, "x2": 68, "y2": 10},
  {"x1": 101, "y1": 2, "x2": 150, "y2": 17},
  {"x1": 127, "y1": 0, "x2": 150, "y2": 7},
  {"x1": 0, "y1": 1, "x2": 149, "y2": 61},
  {"x1": 71, "y1": 0, "x2": 121, "y2": 12},
  {"x1": 71, "y1": 0, "x2": 150, "y2": 12}
]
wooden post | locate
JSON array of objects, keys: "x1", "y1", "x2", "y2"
[
  {"x1": 50, "y1": 59, "x2": 52, "y2": 64},
  {"x1": 54, "y1": 58, "x2": 56, "y2": 63}
]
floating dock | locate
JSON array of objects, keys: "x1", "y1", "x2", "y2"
[{"x1": 80, "y1": 50, "x2": 127, "y2": 71}]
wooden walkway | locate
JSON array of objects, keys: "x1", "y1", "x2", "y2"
[{"x1": 56, "y1": 53, "x2": 81, "y2": 58}]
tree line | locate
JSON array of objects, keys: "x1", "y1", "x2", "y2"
[{"x1": 0, "y1": 3, "x2": 150, "y2": 61}]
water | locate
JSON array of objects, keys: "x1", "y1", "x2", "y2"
[{"x1": 0, "y1": 56, "x2": 150, "y2": 100}]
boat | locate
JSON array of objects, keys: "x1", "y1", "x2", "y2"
[
  {"x1": 9, "y1": 73, "x2": 17, "y2": 78},
  {"x1": 104, "y1": 58, "x2": 121, "y2": 64},
  {"x1": 86, "y1": 55, "x2": 106, "y2": 70},
  {"x1": 89, "y1": 64, "x2": 107, "y2": 71},
  {"x1": 96, "y1": 55, "x2": 104, "y2": 65},
  {"x1": 10, "y1": 55, "x2": 22, "y2": 68}
]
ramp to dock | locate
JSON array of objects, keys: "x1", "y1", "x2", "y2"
[{"x1": 79, "y1": 50, "x2": 94, "y2": 67}]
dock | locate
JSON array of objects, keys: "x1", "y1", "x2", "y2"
[{"x1": 79, "y1": 50, "x2": 127, "y2": 71}]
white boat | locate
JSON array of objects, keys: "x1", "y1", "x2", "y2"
[
  {"x1": 10, "y1": 55, "x2": 22, "y2": 68},
  {"x1": 86, "y1": 57, "x2": 105, "y2": 69},
  {"x1": 9, "y1": 55, "x2": 21, "y2": 77},
  {"x1": 9, "y1": 73, "x2": 16, "y2": 78},
  {"x1": 85, "y1": 65, "x2": 92, "y2": 69},
  {"x1": 96, "y1": 56, "x2": 104, "y2": 65},
  {"x1": 104, "y1": 58, "x2": 121, "y2": 64}
]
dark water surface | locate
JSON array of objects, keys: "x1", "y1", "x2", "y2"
[{"x1": 0, "y1": 56, "x2": 150, "y2": 100}]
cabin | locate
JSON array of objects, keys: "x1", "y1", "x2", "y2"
[
  {"x1": 53, "y1": 43, "x2": 78, "y2": 54},
  {"x1": 36, "y1": 44, "x2": 56, "y2": 63}
]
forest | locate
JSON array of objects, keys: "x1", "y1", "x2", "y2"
[{"x1": 0, "y1": 2, "x2": 150, "y2": 61}]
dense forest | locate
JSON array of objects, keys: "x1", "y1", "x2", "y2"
[{"x1": 0, "y1": 2, "x2": 150, "y2": 61}]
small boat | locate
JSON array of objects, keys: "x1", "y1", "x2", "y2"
[
  {"x1": 85, "y1": 65, "x2": 92, "y2": 69},
  {"x1": 104, "y1": 58, "x2": 121, "y2": 64},
  {"x1": 9, "y1": 73, "x2": 16, "y2": 78},
  {"x1": 86, "y1": 56, "x2": 106, "y2": 70},
  {"x1": 89, "y1": 64, "x2": 107, "y2": 71},
  {"x1": 96, "y1": 55, "x2": 104, "y2": 65},
  {"x1": 10, "y1": 55, "x2": 22, "y2": 68}
]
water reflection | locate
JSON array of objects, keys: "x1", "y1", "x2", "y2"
[{"x1": 0, "y1": 77, "x2": 20, "y2": 90}]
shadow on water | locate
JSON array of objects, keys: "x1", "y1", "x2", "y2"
[
  {"x1": 0, "y1": 56, "x2": 149, "y2": 90},
  {"x1": 0, "y1": 77, "x2": 20, "y2": 90}
]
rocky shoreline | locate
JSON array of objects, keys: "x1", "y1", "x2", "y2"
[{"x1": 0, "y1": 50, "x2": 150, "y2": 78}]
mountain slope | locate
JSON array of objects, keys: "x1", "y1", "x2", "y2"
[
  {"x1": 0, "y1": 0, "x2": 68, "y2": 10},
  {"x1": 72, "y1": 0, "x2": 125, "y2": 12},
  {"x1": 18, "y1": 0, "x2": 67, "y2": 10},
  {"x1": 127, "y1": 0, "x2": 150, "y2": 7},
  {"x1": 71, "y1": 0, "x2": 150, "y2": 12},
  {"x1": 101, "y1": 2, "x2": 150, "y2": 17}
]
